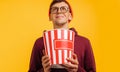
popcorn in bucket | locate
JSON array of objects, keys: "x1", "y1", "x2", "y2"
[{"x1": 43, "y1": 29, "x2": 75, "y2": 65}]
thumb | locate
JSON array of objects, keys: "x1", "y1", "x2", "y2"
[
  {"x1": 72, "y1": 53, "x2": 78, "y2": 60},
  {"x1": 42, "y1": 49, "x2": 46, "y2": 56}
]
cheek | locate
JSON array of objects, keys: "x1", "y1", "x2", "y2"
[
  {"x1": 64, "y1": 13, "x2": 70, "y2": 18},
  {"x1": 64, "y1": 14, "x2": 70, "y2": 20},
  {"x1": 50, "y1": 15, "x2": 55, "y2": 20}
]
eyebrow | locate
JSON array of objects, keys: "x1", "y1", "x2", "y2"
[{"x1": 51, "y1": 6, "x2": 69, "y2": 8}]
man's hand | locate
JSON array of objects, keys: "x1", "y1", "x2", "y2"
[
  {"x1": 41, "y1": 50, "x2": 51, "y2": 72},
  {"x1": 63, "y1": 53, "x2": 79, "y2": 72}
]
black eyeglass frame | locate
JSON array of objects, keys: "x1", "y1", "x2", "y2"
[{"x1": 50, "y1": 6, "x2": 70, "y2": 14}]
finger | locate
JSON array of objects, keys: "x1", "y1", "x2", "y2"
[
  {"x1": 68, "y1": 69, "x2": 78, "y2": 72},
  {"x1": 72, "y1": 53, "x2": 78, "y2": 60},
  {"x1": 66, "y1": 58, "x2": 79, "y2": 65},
  {"x1": 44, "y1": 60, "x2": 50, "y2": 68},
  {"x1": 42, "y1": 55, "x2": 49, "y2": 60},
  {"x1": 42, "y1": 58, "x2": 50, "y2": 65},
  {"x1": 44, "y1": 65, "x2": 51, "y2": 72},
  {"x1": 42, "y1": 49, "x2": 46, "y2": 55},
  {"x1": 46, "y1": 66, "x2": 51, "y2": 71},
  {"x1": 42, "y1": 56, "x2": 50, "y2": 64},
  {"x1": 63, "y1": 63, "x2": 78, "y2": 69},
  {"x1": 42, "y1": 57, "x2": 50, "y2": 68}
]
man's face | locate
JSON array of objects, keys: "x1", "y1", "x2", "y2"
[{"x1": 49, "y1": 2, "x2": 72, "y2": 25}]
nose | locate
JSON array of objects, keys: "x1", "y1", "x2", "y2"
[{"x1": 57, "y1": 8, "x2": 61, "y2": 13}]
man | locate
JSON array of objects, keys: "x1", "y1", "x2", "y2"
[{"x1": 28, "y1": 0, "x2": 96, "y2": 72}]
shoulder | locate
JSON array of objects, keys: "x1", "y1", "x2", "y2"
[
  {"x1": 33, "y1": 37, "x2": 44, "y2": 49},
  {"x1": 75, "y1": 35, "x2": 93, "y2": 53},
  {"x1": 70, "y1": 28, "x2": 90, "y2": 43},
  {"x1": 75, "y1": 34, "x2": 90, "y2": 43},
  {"x1": 35, "y1": 37, "x2": 43, "y2": 44}
]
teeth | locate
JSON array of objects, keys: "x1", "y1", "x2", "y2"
[{"x1": 56, "y1": 16, "x2": 63, "y2": 18}]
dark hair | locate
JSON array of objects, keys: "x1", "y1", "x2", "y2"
[{"x1": 49, "y1": 0, "x2": 73, "y2": 22}]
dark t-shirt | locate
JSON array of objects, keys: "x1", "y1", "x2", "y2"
[{"x1": 28, "y1": 28, "x2": 96, "y2": 72}]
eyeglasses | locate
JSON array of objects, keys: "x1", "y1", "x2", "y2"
[{"x1": 50, "y1": 6, "x2": 69, "y2": 14}]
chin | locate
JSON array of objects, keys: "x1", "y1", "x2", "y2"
[
  {"x1": 57, "y1": 23, "x2": 64, "y2": 26},
  {"x1": 56, "y1": 20, "x2": 66, "y2": 23},
  {"x1": 56, "y1": 21, "x2": 66, "y2": 25}
]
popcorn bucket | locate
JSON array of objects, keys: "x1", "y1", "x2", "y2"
[{"x1": 43, "y1": 29, "x2": 75, "y2": 65}]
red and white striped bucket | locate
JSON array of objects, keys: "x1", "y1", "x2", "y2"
[{"x1": 43, "y1": 29, "x2": 75, "y2": 65}]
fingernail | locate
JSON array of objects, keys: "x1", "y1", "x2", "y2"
[{"x1": 66, "y1": 58, "x2": 69, "y2": 60}]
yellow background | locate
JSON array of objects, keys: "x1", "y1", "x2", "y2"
[{"x1": 0, "y1": 0, "x2": 120, "y2": 72}]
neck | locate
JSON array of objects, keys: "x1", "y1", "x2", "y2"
[{"x1": 53, "y1": 23, "x2": 69, "y2": 29}]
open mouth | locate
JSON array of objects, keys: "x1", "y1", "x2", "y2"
[{"x1": 56, "y1": 16, "x2": 64, "y2": 18}]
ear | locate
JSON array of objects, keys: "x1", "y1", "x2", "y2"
[
  {"x1": 49, "y1": 17, "x2": 52, "y2": 21},
  {"x1": 68, "y1": 13, "x2": 72, "y2": 20},
  {"x1": 49, "y1": 14, "x2": 52, "y2": 21}
]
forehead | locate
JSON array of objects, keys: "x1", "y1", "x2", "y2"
[{"x1": 51, "y1": 2, "x2": 69, "y2": 8}]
